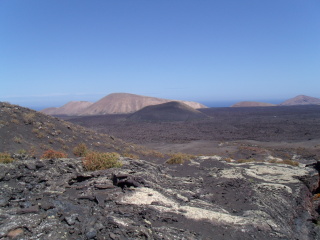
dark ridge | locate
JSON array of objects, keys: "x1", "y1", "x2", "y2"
[{"x1": 127, "y1": 101, "x2": 209, "y2": 122}]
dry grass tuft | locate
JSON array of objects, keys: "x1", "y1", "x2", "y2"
[
  {"x1": 236, "y1": 158, "x2": 256, "y2": 163},
  {"x1": 23, "y1": 112, "x2": 35, "y2": 124},
  {"x1": 41, "y1": 149, "x2": 67, "y2": 159},
  {"x1": 0, "y1": 152, "x2": 14, "y2": 163},
  {"x1": 166, "y1": 153, "x2": 196, "y2": 164},
  {"x1": 73, "y1": 143, "x2": 88, "y2": 157},
  {"x1": 82, "y1": 151, "x2": 122, "y2": 171}
]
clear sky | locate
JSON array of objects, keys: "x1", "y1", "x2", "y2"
[{"x1": 1, "y1": 0, "x2": 319, "y2": 109}]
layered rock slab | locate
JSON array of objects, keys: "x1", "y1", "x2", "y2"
[{"x1": 0, "y1": 157, "x2": 319, "y2": 239}]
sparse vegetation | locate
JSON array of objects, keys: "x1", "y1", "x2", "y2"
[
  {"x1": 13, "y1": 136, "x2": 22, "y2": 144},
  {"x1": 32, "y1": 128, "x2": 46, "y2": 139},
  {"x1": 11, "y1": 119, "x2": 20, "y2": 124},
  {"x1": 166, "y1": 153, "x2": 196, "y2": 164},
  {"x1": 122, "y1": 152, "x2": 139, "y2": 159},
  {"x1": 313, "y1": 193, "x2": 320, "y2": 201},
  {"x1": 56, "y1": 137, "x2": 66, "y2": 144},
  {"x1": 18, "y1": 149, "x2": 27, "y2": 154},
  {"x1": 41, "y1": 149, "x2": 67, "y2": 159},
  {"x1": 0, "y1": 152, "x2": 14, "y2": 163},
  {"x1": 23, "y1": 112, "x2": 35, "y2": 124},
  {"x1": 236, "y1": 158, "x2": 256, "y2": 163},
  {"x1": 82, "y1": 151, "x2": 122, "y2": 171},
  {"x1": 275, "y1": 159, "x2": 299, "y2": 167},
  {"x1": 73, "y1": 143, "x2": 88, "y2": 157},
  {"x1": 29, "y1": 146, "x2": 37, "y2": 158}
]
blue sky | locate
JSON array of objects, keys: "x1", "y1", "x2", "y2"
[{"x1": 1, "y1": 0, "x2": 319, "y2": 109}]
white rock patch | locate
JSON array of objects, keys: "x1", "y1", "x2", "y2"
[
  {"x1": 245, "y1": 165, "x2": 308, "y2": 184},
  {"x1": 120, "y1": 187, "x2": 278, "y2": 231}
]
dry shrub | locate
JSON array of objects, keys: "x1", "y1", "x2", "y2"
[
  {"x1": 122, "y1": 152, "x2": 139, "y2": 159},
  {"x1": 41, "y1": 149, "x2": 67, "y2": 159},
  {"x1": 83, "y1": 152, "x2": 122, "y2": 171},
  {"x1": 73, "y1": 143, "x2": 88, "y2": 157},
  {"x1": 28, "y1": 146, "x2": 37, "y2": 158},
  {"x1": 166, "y1": 153, "x2": 195, "y2": 164},
  {"x1": 23, "y1": 112, "x2": 35, "y2": 124},
  {"x1": 0, "y1": 152, "x2": 14, "y2": 164},
  {"x1": 277, "y1": 159, "x2": 299, "y2": 167},
  {"x1": 313, "y1": 193, "x2": 320, "y2": 201},
  {"x1": 236, "y1": 158, "x2": 256, "y2": 163},
  {"x1": 13, "y1": 136, "x2": 22, "y2": 144},
  {"x1": 11, "y1": 119, "x2": 20, "y2": 124}
]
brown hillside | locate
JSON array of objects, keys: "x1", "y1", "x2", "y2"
[
  {"x1": 128, "y1": 101, "x2": 209, "y2": 122},
  {"x1": 280, "y1": 95, "x2": 320, "y2": 106},
  {"x1": 0, "y1": 102, "x2": 163, "y2": 159},
  {"x1": 231, "y1": 101, "x2": 276, "y2": 107},
  {"x1": 80, "y1": 93, "x2": 207, "y2": 115},
  {"x1": 41, "y1": 101, "x2": 93, "y2": 116}
]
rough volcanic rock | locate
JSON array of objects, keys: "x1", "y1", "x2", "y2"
[
  {"x1": 128, "y1": 101, "x2": 209, "y2": 122},
  {"x1": 1, "y1": 156, "x2": 320, "y2": 239}
]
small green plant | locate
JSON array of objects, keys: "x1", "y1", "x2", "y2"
[
  {"x1": 0, "y1": 152, "x2": 14, "y2": 163},
  {"x1": 82, "y1": 152, "x2": 122, "y2": 171},
  {"x1": 41, "y1": 149, "x2": 67, "y2": 159},
  {"x1": 166, "y1": 153, "x2": 195, "y2": 164},
  {"x1": 73, "y1": 143, "x2": 88, "y2": 157}
]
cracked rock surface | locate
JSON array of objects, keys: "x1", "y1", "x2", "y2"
[{"x1": 0, "y1": 157, "x2": 320, "y2": 240}]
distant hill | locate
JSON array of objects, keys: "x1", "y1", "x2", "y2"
[
  {"x1": 128, "y1": 101, "x2": 209, "y2": 122},
  {"x1": 279, "y1": 95, "x2": 320, "y2": 106},
  {"x1": 231, "y1": 101, "x2": 276, "y2": 107},
  {"x1": 41, "y1": 101, "x2": 93, "y2": 116},
  {"x1": 41, "y1": 93, "x2": 207, "y2": 116}
]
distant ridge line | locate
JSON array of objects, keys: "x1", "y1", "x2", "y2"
[{"x1": 41, "y1": 92, "x2": 207, "y2": 116}]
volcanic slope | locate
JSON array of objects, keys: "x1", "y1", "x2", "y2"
[
  {"x1": 280, "y1": 95, "x2": 320, "y2": 106},
  {"x1": 41, "y1": 101, "x2": 93, "y2": 116},
  {"x1": 128, "y1": 101, "x2": 209, "y2": 122},
  {"x1": 0, "y1": 102, "x2": 161, "y2": 159},
  {"x1": 231, "y1": 101, "x2": 276, "y2": 107}
]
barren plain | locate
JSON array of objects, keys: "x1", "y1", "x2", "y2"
[{"x1": 68, "y1": 105, "x2": 320, "y2": 162}]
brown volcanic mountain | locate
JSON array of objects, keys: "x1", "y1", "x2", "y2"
[
  {"x1": 81, "y1": 93, "x2": 207, "y2": 115},
  {"x1": 128, "y1": 101, "x2": 209, "y2": 122},
  {"x1": 231, "y1": 101, "x2": 276, "y2": 107},
  {"x1": 280, "y1": 95, "x2": 320, "y2": 106},
  {"x1": 41, "y1": 101, "x2": 93, "y2": 116},
  {"x1": 43, "y1": 93, "x2": 207, "y2": 116}
]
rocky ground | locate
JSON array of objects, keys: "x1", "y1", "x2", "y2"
[{"x1": 1, "y1": 156, "x2": 320, "y2": 239}]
